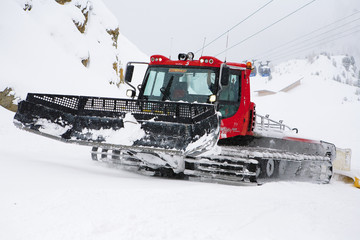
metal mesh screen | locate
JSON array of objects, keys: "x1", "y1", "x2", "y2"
[
  {"x1": 27, "y1": 93, "x2": 215, "y2": 121},
  {"x1": 32, "y1": 94, "x2": 79, "y2": 110}
]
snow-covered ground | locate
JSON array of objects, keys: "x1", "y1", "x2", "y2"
[
  {"x1": 1, "y1": 106, "x2": 360, "y2": 240},
  {"x1": 1, "y1": 1, "x2": 360, "y2": 240}
]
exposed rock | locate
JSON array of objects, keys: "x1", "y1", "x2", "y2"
[
  {"x1": 119, "y1": 67, "x2": 124, "y2": 85},
  {"x1": 0, "y1": 88, "x2": 18, "y2": 112},
  {"x1": 107, "y1": 28, "x2": 119, "y2": 48},
  {"x1": 73, "y1": 6, "x2": 89, "y2": 33},
  {"x1": 111, "y1": 61, "x2": 124, "y2": 86},
  {"x1": 112, "y1": 62, "x2": 118, "y2": 73},
  {"x1": 23, "y1": 0, "x2": 32, "y2": 11},
  {"x1": 82, "y1": 56, "x2": 90, "y2": 67},
  {"x1": 55, "y1": 0, "x2": 72, "y2": 5},
  {"x1": 73, "y1": 4, "x2": 89, "y2": 34}
]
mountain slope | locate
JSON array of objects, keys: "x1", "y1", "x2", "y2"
[
  {"x1": 0, "y1": 0, "x2": 147, "y2": 105},
  {"x1": 252, "y1": 53, "x2": 360, "y2": 169}
]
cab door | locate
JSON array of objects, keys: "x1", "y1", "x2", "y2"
[{"x1": 218, "y1": 70, "x2": 249, "y2": 139}]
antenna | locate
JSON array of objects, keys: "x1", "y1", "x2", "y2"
[
  {"x1": 201, "y1": 37, "x2": 206, "y2": 56},
  {"x1": 169, "y1": 37, "x2": 173, "y2": 59},
  {"x1": 224, "y1": 31, "x2": 229, "y2": 62}
]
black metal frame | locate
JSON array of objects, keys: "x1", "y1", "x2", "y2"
[{"x1": 25, "y1": 93, "x2": 216, "y2": 124}]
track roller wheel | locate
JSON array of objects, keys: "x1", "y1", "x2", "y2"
[
  {"x1": 278, "y1": 160, "x2": 287, "y2": 177},
  {"x1": 265, "y1": 159, "x2": 275, "y2": 177},
  {"x1": 257, "y1": 159, "x2": 278, "y2": 179},
  {"x1": 91, "y1": 147, "x2": 99, "y2": 161}
]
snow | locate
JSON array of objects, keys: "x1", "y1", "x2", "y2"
[
  {"x1": 185, "y1": 128, "x2": 220, "y2": 156},
  {"x1": 35, "y1": 117, "x2": 72, "y2": 136},
  {"x1": 79, "y1": 113, "x2": 146, "y2": 145},
  {"x1": 1, "y1": 109, "x2": 360, "y2": 239},
  {"x1": 1, "y1": 1, "x2": 360, "y2": 240}
]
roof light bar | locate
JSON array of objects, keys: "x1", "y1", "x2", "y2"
[{"x1": 199, "y1": 57, "x2": 215, "y2": 64}]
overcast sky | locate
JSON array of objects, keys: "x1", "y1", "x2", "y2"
[{"x1": 103, "y1": 0, "x2": 360, "y2": 63}]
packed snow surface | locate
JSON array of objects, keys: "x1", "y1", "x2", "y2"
[{"x1": 1, "y1": 105, "x2": 360, "y2": 240}]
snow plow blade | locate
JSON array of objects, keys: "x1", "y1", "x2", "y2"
[{"x1": 13, "y1": 93, "x2": 220, "y2": 154}]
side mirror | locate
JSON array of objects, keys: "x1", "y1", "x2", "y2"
[
  {"x1": 125, "y1": 65, "x2": 134, "y2": 83},
  {"x1": 220, "y1": 66, "x2": 229, "y2": 86}
]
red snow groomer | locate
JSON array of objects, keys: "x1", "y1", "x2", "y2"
[{"x1": 14, "y1": 52, "x2": 348, "y2": 185}]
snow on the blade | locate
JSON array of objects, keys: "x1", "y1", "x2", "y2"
[
  {"x1": 79, "y1": 113, "x2": 146, "y2": 145},
  {"x1": 185, "y1": 112, "x2": 221, "y2": 156},
  {"x1": 36, "y1": 118, "x2": 72, "y2": 137},
  {"x1": 158, "y1": 153, "x2": 185, "y2": 173},
  {"x1": 185, "y1": 131, "x2": 220, "y2": 156},
  {"x1": 134, "y1": 152, "x2": 185, "y2": 173}
]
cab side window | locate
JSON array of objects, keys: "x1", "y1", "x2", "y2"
[{"x1": 218, "y1": 71, "x2": 241, "y2": 118}]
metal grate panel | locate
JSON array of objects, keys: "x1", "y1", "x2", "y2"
[
  {"x1": 26, "y1": 93, "x2": 215, "y2": 123},
  {"x1": 32, "y1": 94, "x2": 79, "y2": 110}
]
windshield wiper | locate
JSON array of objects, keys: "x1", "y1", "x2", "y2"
[{"x1": 160, "y1": 76, "x2": 174, "y2": 101}]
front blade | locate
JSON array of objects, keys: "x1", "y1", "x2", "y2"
[{"x1": 14, "y1": 93, "x2": 220, "y2": 153}]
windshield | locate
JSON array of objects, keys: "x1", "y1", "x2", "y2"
[{"x1": 141, "y1": 67, "x2": 218, "y2": 103}]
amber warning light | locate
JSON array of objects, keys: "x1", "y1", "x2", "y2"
[{"x1": 246, "y1": 62, "x2": 252, "y2": 69}]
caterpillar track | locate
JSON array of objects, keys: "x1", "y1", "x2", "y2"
[{"x1": 91, "y1": 146, "x2": 333, "y2": 185}]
